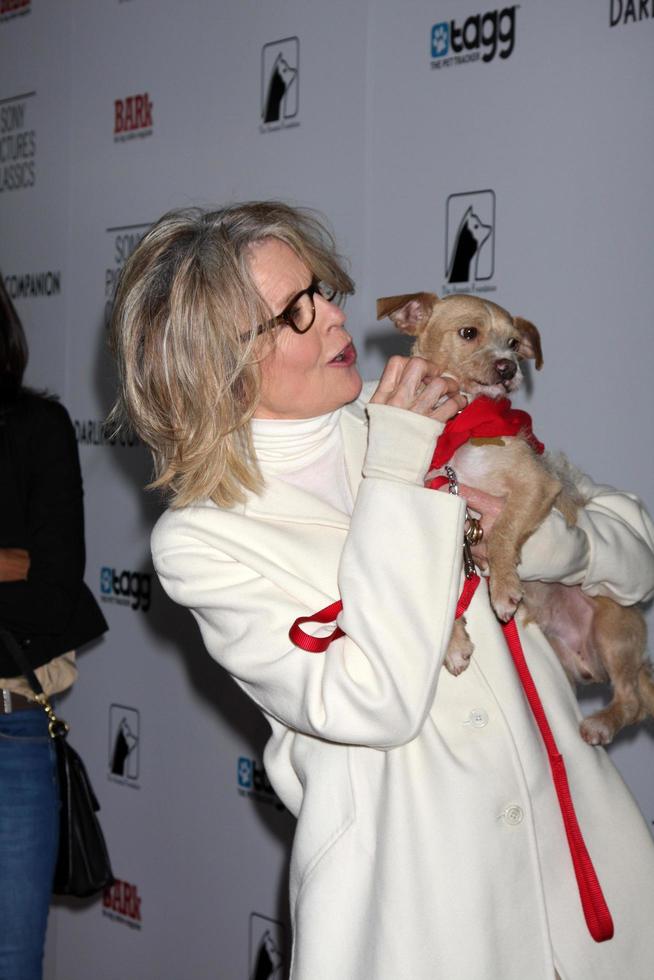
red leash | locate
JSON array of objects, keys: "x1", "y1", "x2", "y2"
[
  {"x1": 289, "y1": 576, "x2": 614, "y2": 942},
  {"x1": 501, "y1": 615, "x2": 614, "y2": 942}
]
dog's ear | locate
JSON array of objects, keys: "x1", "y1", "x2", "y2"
[
  {"x1": 514, "y1": 316, "x2": 543, "y2": 370},
  {"x1": 376, "y1": 292, "x2": 439, "y2": 335}
]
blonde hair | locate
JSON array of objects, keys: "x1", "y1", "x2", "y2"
[{"x1": 109, "y1": 201, "x2": 354, "y2": 508}]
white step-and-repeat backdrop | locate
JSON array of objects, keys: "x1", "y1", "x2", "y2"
[{"x1": 1, "y1": 2, "x2": 652, "y2": 978}]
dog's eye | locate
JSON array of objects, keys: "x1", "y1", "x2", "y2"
[
  {"x1": 507, "y1": 338, "x2": 519, "y2": 351},
  {"x1": 458, "y1": 327, "x2": 478, "y2": 341}
]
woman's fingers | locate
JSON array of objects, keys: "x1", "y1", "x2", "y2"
[
  {"x1": 369, "y1": 356, "x2": 411, "y2": 402},
  {"x1": 371, "y1": 357, "x2": 463, "y2": 418},
  {"x1": 459, "y1": 485, "x2": 505, "y2": 527},
  {"x1": 431, "y1": 393, "x2": 467, "y2": 422}
]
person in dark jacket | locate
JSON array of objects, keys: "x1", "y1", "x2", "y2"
[{"x1": 0, "y1": 275, "x2": 107, "y2": 980}]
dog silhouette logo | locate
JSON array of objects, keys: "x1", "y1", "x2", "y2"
[
  {"x1": 446, "y1": 190, "x2": 495, "y2": 284},
  {"x1": 249, "y1": 914, "x2": 286, "y2": 980},
  {"x1": 261, "y1": 38, "x2": 299, "y2": 127},
  {"x1": 109, "y1": 705, "x2": 140, "y2": 781},
  {"x1": 251, "y1": 929, "x2": 283, "y2": 980}
]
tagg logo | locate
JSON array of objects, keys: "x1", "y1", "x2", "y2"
[
  {"x1": 0, "y1": 0, "x2": 31, "y2": 22},
  {"x1": 431, "y1": 6, "x2": 518, "y2": 69},
  {"x1": 0, "y1": 91, "x2": 36, "y2": 192},
  {"x1": 610, "y1": 0, "x2": 653, "y2": 26},
  {"x1": 113, "y1": 93, "x2": 153, "y2": 142},
  {"x1": 249, "y1": 913, "x2": 286, "y2": 980},
  {"x1": 100, "y1": 566, "x2": 151, "y2": 612},
  {"x1": 237, "y1": 756, "x2": 285, "y2": 812},
  {"x1": 444, "y1": 190, "x2": 496, "y2": 295},
  {"x1": 109, "y1": 705, "x2": 140, "y2": 787},
  {"x1": 102, "y1": 879, "x2": 142, "y2": 930},
  {"x1": 260, "y1": 37, "x2": 299, "y2": 133}
]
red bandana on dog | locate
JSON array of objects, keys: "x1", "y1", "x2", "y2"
[{"x1": 429, "y1": 395, "x2": 545, "y2": 470}]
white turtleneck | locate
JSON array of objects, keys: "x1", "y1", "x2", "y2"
[{"x1": 250, "y1": 410, "x2": 354, "y2": 515}]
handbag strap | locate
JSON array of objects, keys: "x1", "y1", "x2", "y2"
[
  {"x1": 0, "y1": 626, "x2": 44, "y2": 695},
  {"x1": 0, "y1": 627, "x2": 68, "y2": 737}
]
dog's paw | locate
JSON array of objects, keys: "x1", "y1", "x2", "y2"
[
  {"x1": 444, "y1": 636, "x2": 474, "y2": 676},
  {"x1": 490, "y1": 575, "x2": 523, "y2": 623},
  {"x1": 580, "y1": 715, "x2": 616, "y2": 747},
  {"x1": 444, "y1": 647, "x2": 473, "y2": 676}
]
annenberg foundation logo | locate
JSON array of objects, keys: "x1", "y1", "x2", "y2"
[
  {"x1": 0, "y1": 0, "x2": 31, "y2": 22},
  {"x1": 610, "y1": 0, "x2": 653, "y2": 26},
  {"x1": 3, "y1": 270, "x2": 61, "y2": 299},
  {"x1": 113, "y1": 93, "x2": 153, "y2": 142},
  {"x1": 102, "y1": 879, "x2": 142, "y2": 930},
  {"x1": 0, "y1": 91, "x2": 36, "y2": 192},
  {"x1": 108, "y1": 704, "x2": 140, "y2": 788},
  {"x1": 430, "y1": 6, "x2": 518, "y2": 70},
  {"x1": 249, "y1": 914, "x2": 286, "y2": 980},
  {"x1": 104, "y1": 221, "x2": 151, "y2": 325},
  {"x1": 237, "y1": 756, "x2": 285, "y2": 812},
  {"x1": 100, "y1": 566, "x2": 152, "y2": 612},
  {"x1": 260, "y1": 37, "x2": 300, "y2": 133},
  {"x1": 444, "y1": 190, "x2": 496, "y2": 296}
]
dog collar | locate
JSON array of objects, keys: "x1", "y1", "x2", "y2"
[{"x1": 429, "y1": 395, "x2": 545, "y2": 470}]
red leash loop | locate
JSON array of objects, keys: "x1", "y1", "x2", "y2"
[
  {"x1": 288, "y1": 582, "x2": 478, "y2": 653},
  {"x1": 288, "y1": 599, "x2": 344, "y2": 653}
]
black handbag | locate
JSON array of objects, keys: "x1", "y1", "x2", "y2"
[{"x1": 0, "y1": 627, "x2": 115, "y2": 897}]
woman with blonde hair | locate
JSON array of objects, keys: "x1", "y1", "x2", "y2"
[{"x1": 111, "y1": 200, "x2": 654, "y2": 980}]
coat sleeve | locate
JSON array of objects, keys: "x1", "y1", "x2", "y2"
[
  {"x1": 517, "y1": 471, "x2": 654, "y2": 605},
  {"x1": 153, "y1": 409, "x2": 466, "y2": 749}
]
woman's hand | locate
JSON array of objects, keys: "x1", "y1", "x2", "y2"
[
  {"x1": 0, "y1": 547, "x2": 30, "y2": 582},
  {"x1": 370, "y1": 356, "x2": 467, "y2": 423},
  {"x1": 458, "y1": 485, "x2": 505, "y2": 568}
]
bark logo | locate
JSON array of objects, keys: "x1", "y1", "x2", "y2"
[
  {"x1": 102, "y1": 879, "x2": 142, "y2": 930},
  {"x1": 0, "y1": 0, "x2": 30, "y2": 21},
  {"x1": 114, "y1": 93, "x2": 153, "y2": 142}
]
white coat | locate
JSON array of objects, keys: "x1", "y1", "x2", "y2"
[{"x1": 152, "y1": 388, "x2": 654, "y2": 980}]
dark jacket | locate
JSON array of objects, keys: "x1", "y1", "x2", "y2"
[{"x1": 0, "y1": 391, "x2": 107, "y2": 677}]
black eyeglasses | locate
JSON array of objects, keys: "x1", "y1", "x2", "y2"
[{"x1": 253, "y1": 279, "x2": 337, "y2": 337}]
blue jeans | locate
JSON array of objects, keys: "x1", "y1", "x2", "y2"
[{"x1": 0, "y1": 709, "x2": 59, "y2": 980}]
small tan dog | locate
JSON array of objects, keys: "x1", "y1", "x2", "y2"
[{"x1": 377, "y1": 291, "x2": 654, "y2": 745}]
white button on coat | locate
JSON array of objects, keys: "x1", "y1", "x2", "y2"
[
  {"x1": 503, "y1": 805, "x2": 524, "y2": 826},
  {"x1": 466, "y1": 708, "x2": 489, "y2": 728}
]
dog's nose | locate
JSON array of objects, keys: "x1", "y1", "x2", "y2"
[{"x1": 495, "y1": 359, "x2": 517, "y2": 381}]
